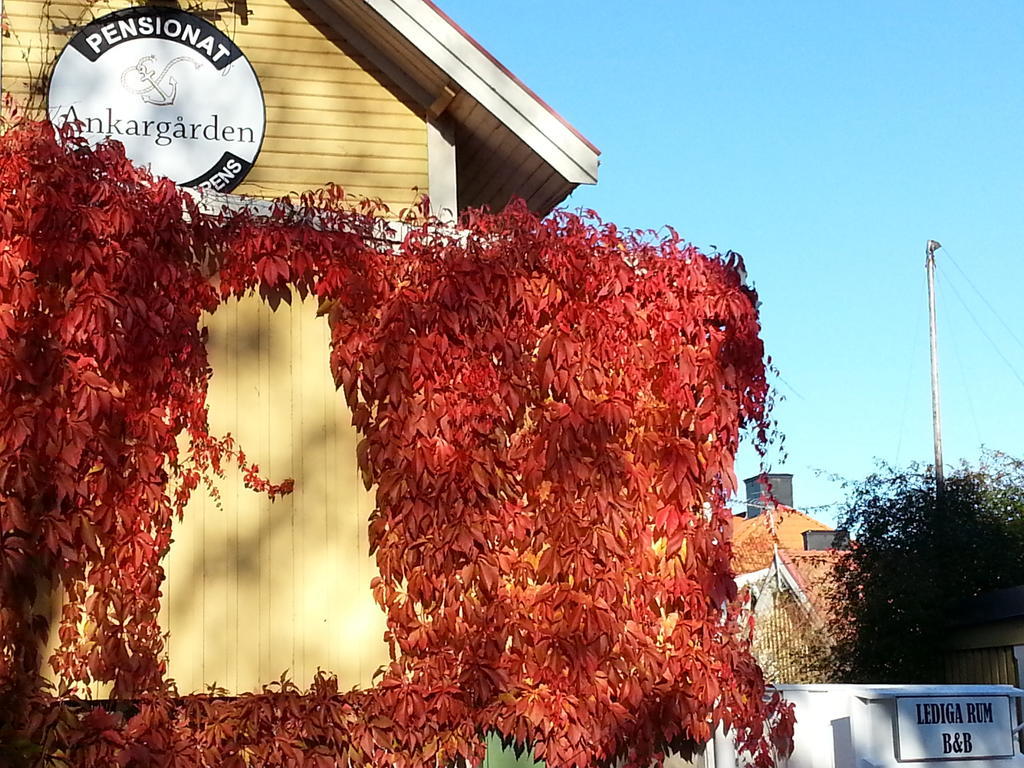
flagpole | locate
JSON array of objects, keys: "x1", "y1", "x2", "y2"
[{"x1": 926, "y1": 239, "x2": 945, "y2": 496}]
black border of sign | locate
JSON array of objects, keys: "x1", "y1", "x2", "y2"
[
  {"x1": 892, "y1": 695, "x2": 1015, "y2": 763},
  {"x1": 47, "y1": 5, "x2": 267, "y2": 195}
]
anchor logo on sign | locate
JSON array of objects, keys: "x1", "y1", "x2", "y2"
[{"x1": 120, "y1": 56, "x2": 201, "y2": 106}]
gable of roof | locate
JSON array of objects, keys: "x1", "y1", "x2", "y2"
[
  {"x1": 301, "y1": 0, "x2": 600, "y2": 214},
  {"x1": 732, "y1": 506, "x2": 833, "y2": 575},
  {"x1": 777, "y1": 549, "x2": 842, "y2": 623}
]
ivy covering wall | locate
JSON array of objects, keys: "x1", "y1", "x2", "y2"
[{"x1": 0, "y1": 118, "x2": 793, "y2": 767}]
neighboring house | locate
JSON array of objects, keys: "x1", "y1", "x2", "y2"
[
  {"x1": 5, "y1": 0, "x2": 599, "y2": 697},
  {"x1": 733, "y1": 474, "x2": 849, "y2": 683},
  {"x1": 735, "y1": 484, "x2": 1024, "y2": 689}
]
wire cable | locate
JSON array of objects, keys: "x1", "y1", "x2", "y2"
[
  {"x1": 936, "y1": 273, "x2": 983, "y2": 446},
  {"x1": 941, "y1": 246, "x2": 1024, "y2": 354},
  {"x1": 727, "y1": 497, "x2": 840, "y2": 515},
  {"x1": 937, "y1": 262, "x2": 1024, "y2": 391},
  {"x1": 773, "y1": 371, "x2": 807, "y2": 402}
]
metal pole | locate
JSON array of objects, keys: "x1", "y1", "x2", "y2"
[{"x1": 926, "y1": 240, "x2": 945, "y2": 495}]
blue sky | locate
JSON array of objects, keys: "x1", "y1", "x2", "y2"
[{"x1": 441, "y1": 1, "x2": 1024, "y2": 523}]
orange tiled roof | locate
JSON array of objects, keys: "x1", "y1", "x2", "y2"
[{"x1": 731, "y1": 506, "x2": 832, "y2": 575}]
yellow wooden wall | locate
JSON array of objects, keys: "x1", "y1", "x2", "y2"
[
  {"x1": 159, "y1": 293, "x2": 390, "y2": 694},
  {"x1": 35, "y1": 293, "x2": 390, "y2": 696},
  {"x1": 944, "y1": 646, "x2": 1018, "y2": 687},
  {"x1": 752, "y1": 591, "x2": 833, "y2": 684},
  {"x1": 1, "y1": 0, "x2": 429, "y2": 208}
]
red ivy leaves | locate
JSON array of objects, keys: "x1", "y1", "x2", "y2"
[{"x1": 0, "y1": 119, "x2": 793, "y2": 767}]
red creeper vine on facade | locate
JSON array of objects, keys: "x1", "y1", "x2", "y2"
[{"x1": 0, "y1": 118, "x2": 794, "y2": 767}]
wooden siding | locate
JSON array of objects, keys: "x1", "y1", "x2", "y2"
[
  {"x1": 751, "y1": 591, "x2": 833, "y2": 684},
  {"x1": 944, "y1": 646, "x2": 1018, "y2": 687},
  {"x1": 1, "y1": 0, "x2": 428, "y2": 209},
  {"x1": 158, "y1": 292, "x2": 389, "y2": 695}
]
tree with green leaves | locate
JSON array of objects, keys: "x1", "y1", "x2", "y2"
[{"x1": 830, "y1": 453, "x2": 1024, "y2": 683}]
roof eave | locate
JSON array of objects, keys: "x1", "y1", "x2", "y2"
[
  {"x1": 363, "y1": 0, "x2": 599, "y2": 185},
  {"x1": 297, "y1": 0, "x2": 599, "y2": 213}
]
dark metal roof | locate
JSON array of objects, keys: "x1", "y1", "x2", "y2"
[{"x1": 949, "y1": 586, "x2": 1024, "y2": 628}]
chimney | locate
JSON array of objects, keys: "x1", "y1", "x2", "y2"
[
  {"x1": 802, "y1": 529, "x2": 851, "y2": 551},
  {"x1": 743, "y1": 473, "x2": 794, "y2": 518}
]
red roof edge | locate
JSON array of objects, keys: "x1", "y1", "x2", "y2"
[
  {"x1": 419, "y1": 0, "x2": 601, "y2": 157},
  {"x1": 778, "y1": 549, "x2": 812, "y2": 598},
  {"x1": 777, "y1": 549, "x2": 842, "y2": 622}
]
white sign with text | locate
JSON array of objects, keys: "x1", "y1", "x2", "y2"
[
  {"x1": 48, "y1": 6, "x2": 265, "y2": 193},
  {"x1": 896, "y1": 696, "x2": 1014, "y2": 761}
]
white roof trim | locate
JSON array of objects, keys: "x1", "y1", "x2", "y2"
[
  {"x1": 735, "y1": 567, "x2": 770, "y2": 591},
  {"x1": 361, "y1": 0, "x2": 599, "y2": 185},
  {"x1": 770, "y1": 550, "x2": 813, "y2": 609},
  {"x1": 774, "y1": 683, "x2": 1024, "y2": 698},
  {"x1": 183, "y1": 189, "x2": 412, "y2": 243}
]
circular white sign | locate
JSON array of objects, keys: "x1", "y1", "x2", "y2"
[{"x1": 48, "y1": 7, "x2": 265, "y2": 193}]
